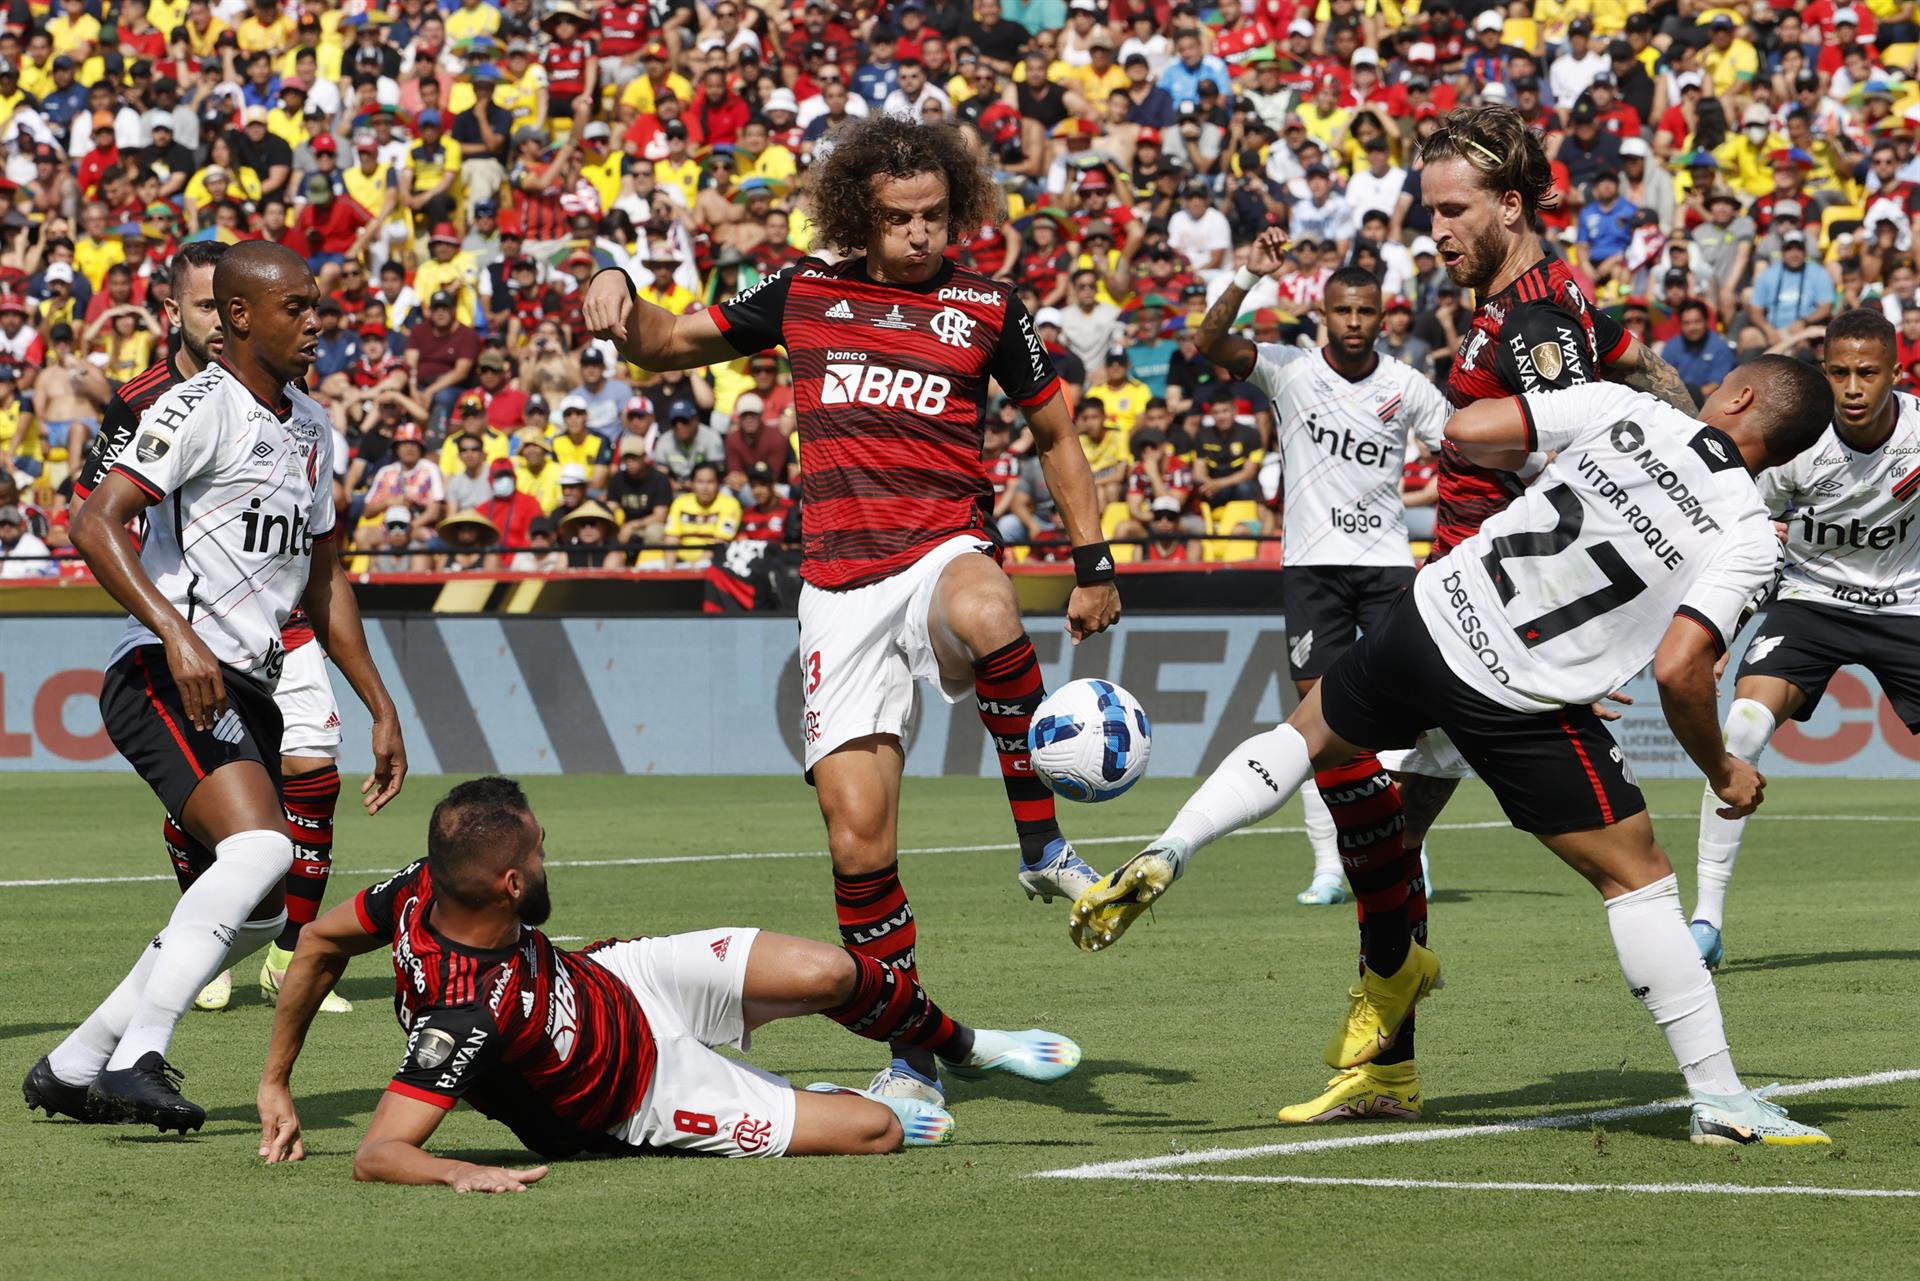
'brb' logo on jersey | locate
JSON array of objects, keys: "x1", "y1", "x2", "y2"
[{"x1": 822, "y1": 363, "x2": 953, "y2": 415}]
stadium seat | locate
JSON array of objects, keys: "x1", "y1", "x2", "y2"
[
  {"x1": 1883, "y1": 43, "x2": 1917, "y2": 72},
  {"x1": 1205, "y1": 501, "x2": 1263, "y2": 563},
  {"x1": 1822, "y1": 204, "x2": 1864, "y2": 254},
  {"x1": 1100, "y1": 500, "x2": 1140, "y2": 564}
]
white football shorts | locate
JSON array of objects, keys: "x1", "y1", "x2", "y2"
[
  {"x1": 1377, "y1": 727, "x2": 1473, "y2": 781},
  {"x1": 796, "y1": 534, "x2": 995, "y2": 772},
  {"x1": 591, "y1": 928, "x2": 797, "y2": 1159},
  {"x1": 275, "y1": 640, "x2": 341, "y2": 759}
]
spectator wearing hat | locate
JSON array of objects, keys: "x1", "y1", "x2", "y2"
[
  {"x1": 414, "y1": 221, "x2": 481, "y2": 325},
  {"x1": 1662, "y1": 298, "x2": 1738, "y2": 402},
  {"x1": 722, "y1": 391, "x2": 793, "y2": 493},
  {"x1": 453, "y1": 62, "x2": 513, "y2": 215},
  {"x1": 1560, "y1": 98, "x2": 1623, "y2": 192},
  {"x1": 1616, "y1": 137, "x2": 1674, "y2": 233},
  {"x1": 608, "y1": 436, "x2": 674, "y2": 546},
  {"x1": 0, "y1": 294, "x2": 45, "y2": 381},
  {"x1": 467, "y1": 348, "x2": 522, "y2": 430},
  {"x1": 652, "y1": 407, "x2": 726, "y2": 492},
  {"x1": 364, "y1": 505, "x2": 426, "y2": 574},
  {"x1": 739, "y1": 462, "x2": 794, "y2": 543},
  {"x1": 1376, "y1": 297, "x2": 1433, "y2": 378},
  {"x1": 436, "y1": 507, "x2": 503, "y2": 572},
  {"x1": 1059, "y1": 270, "x2": 1123, "y2": 380},
  {"x1": 1700, "y1": 13, "x2": 1759, "y2": 98},
  {"x1": 359, "y1": 422, "x2": 447, "y2": 548},
  {"x1": 551, "y1": 395, "x2": 614, "y2": 491},
  {"x1": 514, "y1": 433, "x2": 566, "y2": 512},
  {"x1": 479, "y1": 455, "x2": 545, "y2": 547},
  {"x1": 432, "y1": 394, "x2": 500, "y2": 474},
  {"x1": 552, "y1": 462, "x2": 593, "y2": 526},
  {"x1": 558, "y1": 500, "x2": 623, "y2": 569},
  {"x1": 1549, "y1": 19, "x2": 1607, "y2": 108},
  {"x1": 136, "y1": 113, "x2": 195, "y2": 201},
  {"x1": 405, "y1": 288, "x2": 479, "y2": 434},
  {"x1": 1720, "y1": 103, "x2": 1784, "y2": 199},
  {"x1": 1745, "y1": 228, "x2": 1835, "y2": 353},
  {"x1": 1141, "y1": 496, "x2": 1191, "y2": 562},
  {"x1": 662, "y1": 461, "x2": 741, "y2": 565},
  {"x1": 0, "y1": 503, "x2": 54, "y2": 578},
  {"x1": 570, "y1": 345, "x2": 632, "y2": 442},
  {"x1": 1653, "y1": 72, "x2": 1707, "y2": 162},
  {"x1": 229, "y1": 100, "x2": 294, "y2": 201}
]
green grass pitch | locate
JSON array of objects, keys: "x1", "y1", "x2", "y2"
[{"x1": 4, "y1": 771, "x2": 1918, "y2": 1280}]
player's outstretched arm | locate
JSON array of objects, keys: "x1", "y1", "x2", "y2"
[
  {"x1": 582, "y1": 268, "x2": 739, "y2": 371},
  {"x1": 258, "y1": 899, "x2": 389, "y2": 1164},
  {"x1": 1027, "y1": 388, "x2": 1121, "y2": 642},
  {"x1": 1654, "y1": 616, "x2": 1764, "y2": 819},
  {"x1": 1605, "y1": 336, "x2": 1699, "y2": 415},
  {"x1": 300, "y1": 538, "x2": 407, "y2": 815},
  {"x1": 355, "y1": 1092, "x2": 549, "y2": 1193},
  {"x1": 1443, "y1": 396, "x2": 1534, "y2": 471},
  {"x1": 72, "y1": 472, "x2": 226, "y2": 730},
  {"x1": 1195, "y1": 227, "x2": 1289, "y2": 380}
]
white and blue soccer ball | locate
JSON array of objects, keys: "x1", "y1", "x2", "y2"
[{"x1": 1028, "y1": 679, "x2": 1153, "y2": 802}]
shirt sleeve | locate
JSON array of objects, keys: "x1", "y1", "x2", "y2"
[
  {"x1": 309, "y1": 433, "x2": 338, "y2": 541},
  {"x1": 1403, "y1": 371, "x2": 1451, "y2": 455},
  {"x1": 1247, "y1": 341, "x2": 1308, "y2": 396},
  {"x1": 707, "y1": 261, "x2": 797, "y2": 355},
  {"x1": 105, "y1": 385, "x2": 218, "y2": 503},
  {"x1": 1675, "y1": 509, "x2": 1779, "y2": 656},
  {"x1": 988, "y1": 289, "x2": 1061, "y2": 408},
  {"x1": 388, "y1": 999, "x2": 506, "y2": 1109},
  {"x1": 1516, "y1": 381, "x2": 1647, "y2": 454},
  {"x1": 74, "y1": 389, "x2": 139, "y2": 499},
  {"x1": 352, "y1": 859, "x2": 426, "y2": 938},
  {"x1": 1492, "y1": 298, "x2": 1605, "y2": 395}
]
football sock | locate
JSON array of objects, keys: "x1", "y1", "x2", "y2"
[
  {"x1": 107, "y1": 829, "x2": 293, "y2": 1070},
  {"x1": 47, "y1": 930, "x2": 169, "y2": 1085},
  {"x1": 161, "y1": 816, "x2": 212, "y2": 891},
  {"x1": 833, "y1": 862, "x2": 974, "y2": 1070},
  {"x1": 1604, "y1": 874, "x2": 1742, "y2": 1095},
  {"x1": 972, "y1": 637, "x2": 1059, "y2": 865},
  {"x1": 1315, "y1": 753, "x2": 1414, "y2": 978},
  {"x1": 278, "y1": 764, "x2": 341, "y2": 952},
  {"x1": 1375, "y1": 841, "x2": 1430, "y2": 1067},
  {"x1": 1694, "y1": 698, "x2": 1775, "y2": 929},
  {"x1": 822, "y1": 948, "x2": 973, "y2": 1063},
  {"x1": 1300, "y1": 782, "x2": 1344, "y2": 883},
  {"x1": 1161, "y1": 724, "x2": 1313, "y2": 862}
]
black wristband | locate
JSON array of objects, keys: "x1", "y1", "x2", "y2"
[
  {"x1": 1072, "y1": 542, "x2": 1117, "y2": 586},
  {"x1": 592, "y1": 266, "x2": 637, "y2": 303}
]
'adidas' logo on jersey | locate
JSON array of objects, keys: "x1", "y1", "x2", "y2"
[
  {"x1": 710, "y1": 936, "x2": 731, "y2": 961},
  {"x1": 825, "y1": 299, "x2": 854, "y2": 320}
]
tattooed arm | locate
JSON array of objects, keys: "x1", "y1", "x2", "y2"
[
  {"x1": 1605, "y1": 335, "x2": 1699, "y2": 415},
  {"x1": 1196, "y1": 226, "x2": 1291, "y2": 380}
]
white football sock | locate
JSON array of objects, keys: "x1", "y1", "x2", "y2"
[
  {"x1": 1694, "y1": 698, "x2": 1776, "y2": 929},
  {"x1": 107, "y1": 830, "x2": 292, "y2": 1070},
  {"x1": 1161, "y1": 724, "x2": 1313, "y2": 871},
  {"x1": 47, "y1": 930, "x2": 169, "y2": 1085},
  {"x1": 1300, "y1": 782, "x2": 1343, "y2": 882},
  {"x1": 1605, "y1": 874, "x2": 1742, "y2": 1095}
]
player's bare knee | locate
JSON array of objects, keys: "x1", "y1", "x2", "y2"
[
  {"x1": 862, "y1": 1103, "x2": 905, "y2": 1154},
  {"x1": 810, "y1": 944, "x2": 860, "y2": 1004}
]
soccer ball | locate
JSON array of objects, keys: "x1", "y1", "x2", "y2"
[{"x1": 1027, "y1": 679, "x2": 1153, "y2": 802}]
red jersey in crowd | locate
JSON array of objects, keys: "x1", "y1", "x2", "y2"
[
  {"x1": 354, "y1": 860, "x2": 655, "y2": 1159},
  {"x1": 740, "y1": 497, "x2": 794, "y2": 541},
  {"x1": 1436, "y1": 257, "x2": 1628, "y2": 559},
  {"x1": 1127, "y1": 454, "x2": 1194, "y2": 511},
  {"x1": 599, "y1": 3, "x2": 649, "y2": 57},
  {"x1": 709, "y1": 257, "x2": 1061, "y2": 589},
  {"x1": 544, "y1": 38, "x2": 593, "y2": 104}
]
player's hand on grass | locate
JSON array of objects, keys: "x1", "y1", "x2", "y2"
[
  {"x1": 1066, "y1": 582, "x2": 1121, "y2": 645},
  {"x1": 257, "y1": 1082, "x2": 305, "y2": 1164},
  {"x1": 1247, "y1": 227, "x2": 1290, "y2": 277},
  {"x1": 1590, "y1": 689, "x2": 1633, "y2": 722},
  {"x1": 1711, "y1": 756, "x2": 1767, "y2": 819},
  {"x1": 163, "y1": 627, "x2": 226, "y2": 731},
  {"x1": 361, "y1": 715, "x2": 408, "y2": 816},
  {"x1": 582, "y1": 271, "x2": 634, "y2": 343},
  {"x1": 447, "y1": 1163, "x2": 549, "y2": 1194}
]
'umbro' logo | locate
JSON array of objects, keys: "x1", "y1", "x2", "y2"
[{"x1": 825, "y1": 299, "x2": 854, "y2": 320}]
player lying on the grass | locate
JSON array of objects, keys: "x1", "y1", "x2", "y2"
[
  {"x1": 257, "y1": 778, "x2": 966, "y2": 1189},
  {"x1": 1072, "y1": 357, "x2": 1839, "y2": 1145},
  {"x1": 23, "y1": 243, "x2": 406, "y2": 1135},
  {"x1": 66, "y1": 238, "x2": 356, "y2": 1018},
  {"x1": 1692, "y1": 308, "x2": 1920, "y2": 969},
  {"x1": 584, "y1": 114, "x2": 1112, "y2": 1106}
]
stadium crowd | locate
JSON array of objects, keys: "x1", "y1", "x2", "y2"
[{"x1": 0, "y1": 0, "x2": 1908, "y2": 579}]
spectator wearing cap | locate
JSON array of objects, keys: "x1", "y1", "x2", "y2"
[
  {"x1": 402, "y1": 107, "x2": 461, "y2": 230},
  {"x1": 478, "y1": 454, "x2": 545, "y2": 546},
  {"x1": 405, "y1": 287, "x2": 479, "y2": 435},
  {"x1": 0, "y1": 503, "x2": 54, "y2": 578},
  {"x1": 414, "y1": 221, "x2": 481, "y2": 326},
  {"x1": 1718, "y1": 103, "x2": 1785, "y2": 200},
  {"x1": 1700, "y1": 13, "x2": 1759, "y2": 98},
  {"x1": 720, "y1": 391, "x2": 791, "y2": 494},
  {"x1": 1464, "y1": 10, "x2": 1520, "y2": 89},
  {"x1": 228, "y1": 101, "x2": 294, "y2": 202},
  {"x1": 552, "y1": 462, "x2": 593, "y2": 526},
  {"x1": 363, "y1": 506, "x2": 427, "y2": 574},
  {"x1": 434, "y1": 390, "x2": 508, "y2": 473},
  {"x1": 0, "y1": 293, "x2": 46, "y2": 379},
  {"x1": 452, "y1": 62, "x2": 513, "y2": 215},
  {"x1": 551, "y1": 395, "x2": 614, "y2": 491},
  {"x1": 1662, "y1": 298, "x2": 1738, "y2": 402},
  {"x1": 359, "y1": 423, "x2": 446, "y2": 546},
  {"x1": 1376, "y1": 297, "x2": 1432, "y2": 378},
  {"x1": 571, "y1": 346, "x2": 633, "y2": 442},
  {"x1": 1755, "y1": 198, "x2": 1812, "y2": 265},
  {"x1": 136, "y1": 113, "x2": 195, "y2": 201},
  {"x1": 1604, "y1": 39, "x2": 1656, "y2": 126},
  {"x1": 1548, "y1": 19, "x2": 1607, "y2": 108},
  {"x1": 289, "y1": 177, "x2": 375, "y2": 295},
  {"x1": 1557, "y1": 99, "x2": 1622, "y2": 193},
  {"x1": 513, "y1": 433, "x2": 567, "y2": 512},
  {"x1": 662, "y1": 461, "x2": 742, "y2": 566},
  {"x1": 469, "y1": 349, "x2": 523, "y2": 431},
  {"x1": 652, "y1": 408, "x2": 726, "y2": 492},
  {"x1": 1578, "y1": 168, "x2": 1638, "y2": 283},
  {"x1": 607, "y1": 437, "x2": 674, "y2": 546},
  {"x1": 739, "y1": 462, "x2": 794, "y2": 542},
  {"x1": 1616, "y1": 137, "x2": 1674, "y2": 233},
  {"x1": 1745, "y1": 228, "x2": 1835, "y2": 353},
  {"x1": 1163, "y1": 181, "x2": 1231, "y2": 279},
  {"x1": 1086, "y1": 348, "x2": 1151, "y2": 436}
]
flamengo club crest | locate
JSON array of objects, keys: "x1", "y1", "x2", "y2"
[{"x1": 931, "y1": 306, "x2": 976, "y2": 348}]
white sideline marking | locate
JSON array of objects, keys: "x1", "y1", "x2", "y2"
[
  {"x1": 1032, "y1": 1067, "x2": 1920, "y2": 1188},
  {"x1": 1096, "y1": 1174, "x2": 1918, "y2": 1199},
  {"x1": 1, "y1": 811, "x2": 1914, "y2": 890}
]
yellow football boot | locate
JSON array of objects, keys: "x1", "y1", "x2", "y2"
[
  {"x1": 1324, "y1": 942, "x2": 1443, "y2": 1068},
  {"x1": 1068, "y1": 850, "x2": 1177, "y2": 952},
  {"x1": 1278, "y1": 1061, "x2": 1424, "y2": 1125},
  {"x1": 260, "y1": 943, "x2": 353, "y2": 1013},
  {"x1": 192, "y1": 969, "x2": 232, "y2": 1011}
]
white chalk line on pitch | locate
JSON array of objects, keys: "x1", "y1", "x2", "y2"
[
  {"x1": 1, "y1": 810, "x2": 1916, "y2": 890},
  {"x1": 1031, "y1": 1067, "x2": 1920, "y2": 1198}
]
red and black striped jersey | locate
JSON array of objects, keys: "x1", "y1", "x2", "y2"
[
  {"x1": 355, "y1": 860, "x2": 655, "y2": 1159},
  {"x1": 709, "y1": 255, "x2": 1062, "y2": 589},
  {"x1": 1434, "y1": 258, "x2": 1630, "y2": 560}
]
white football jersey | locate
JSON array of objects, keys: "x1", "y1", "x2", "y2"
[
  {"x1": 103, "y1": 362, "x2": 336, "y2": 685},
  {"x1": 1757, "y1": 391, "x2": 1920, "y2": 615},
  {"x1": 1415, "y1": 383, "x2": 1778, "y2": 712},
  {"x1": 1250, "y1": 343, "x2": 1449, "y2": 567}
]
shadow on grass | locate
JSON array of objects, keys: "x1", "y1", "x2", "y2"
[
  {"x1": 0, "y1": 1022, "x2": 77, "y2": 1043},
  {"x1": 1424, "y1": 888, "x2": 1569, "y2": 905},
  {"x1": 943, "y1": 1058, "x2": 1198, "y2": 1121},
  {"x1": 1717, "y1": 948, "x2": 1920, "y2": 975}
]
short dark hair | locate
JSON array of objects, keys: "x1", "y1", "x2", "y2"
[
  {"x1": 806, "y1": 114, "x2": 1000, "y2": 258},
  {"x1": 1738, "y1": 354, "x2": 1834, "y2": 465},
  {"x1": 690, "y1": 460, "x2": 722, "y2": 481},
  {"x1": 1325, "y1": 264, "x2": 1383, "y2": 297},
  {"x1": 1825, "y1": 305, "x2": 1897, "y2": 360},
  {"x1": 426, "y1": 776, "x2": 534, "y2": 908},
  {"x1": 167, "y1": 237, "x2": 227, "y2": 293},
  {"x1": 1677, "y1": 298, "x2": 1710, "y2": 321}
]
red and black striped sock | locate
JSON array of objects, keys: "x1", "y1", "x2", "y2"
[
  {"x1": 833, "y1": 862, "x2": 973, "y2": 1066},
  {"x1": 161, "y1": 817, "x2": 213, "y2": 892},
  {"x1": 1374, "y1": 843, "x2": 1430, "y2": 1066},
  {"x1": 1314, "y1": 753, "x2": 1415, "y2": 978},
  {"x1": 973, "y1": 636, "x2": 1060, "y2": 865},
  {"x1": 278, "y1": 764, "x2": 341, "y2": 953}
]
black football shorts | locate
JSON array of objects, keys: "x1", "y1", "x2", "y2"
[
  {"x1": 1281, "y1": 564, "x2": 1416, "y2": 681},
  {"x1": 1737, "y1": 598, "x2": 1920, "y2": 732},
  {"x1": 99, "y1": 646, "x2": 284, "y2": 820}
]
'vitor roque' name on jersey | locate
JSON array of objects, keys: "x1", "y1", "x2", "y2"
[{"x1": 1758, "y1": 392, "x2": 1920, "y2": 616}]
